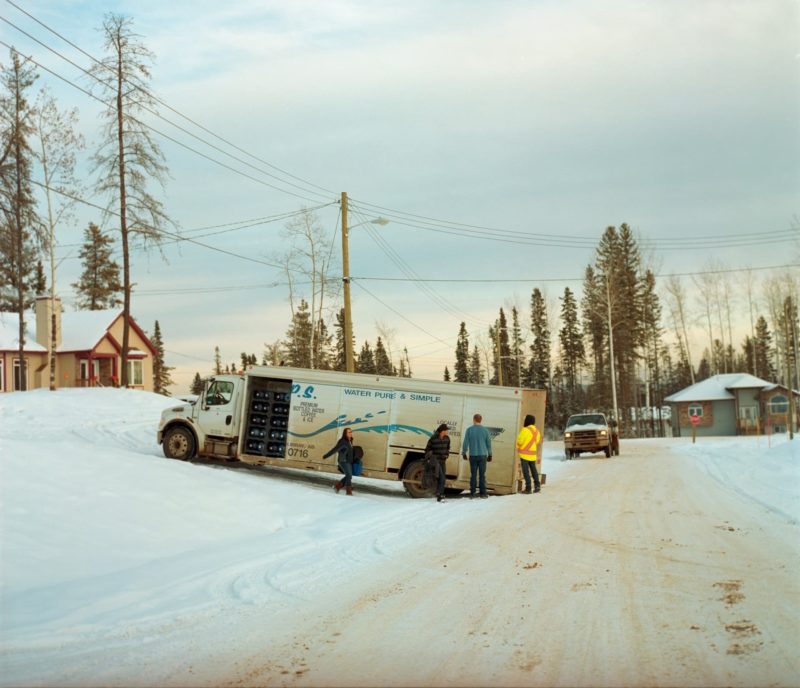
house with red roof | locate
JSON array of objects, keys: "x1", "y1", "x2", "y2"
[{"x1": 0, "y1": 296, "x2": 156, "y2": 392}]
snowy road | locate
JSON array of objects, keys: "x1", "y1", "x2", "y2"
[
  {"x1": 1, "y1": 390, "x2": 798, "y2": 687},
  {"x1": 211, "y1": 441, "x2": 799, "y2": 688}
]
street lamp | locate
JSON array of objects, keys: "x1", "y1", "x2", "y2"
[{"x1": 340, "y1": 191, "x2": 390, "y2": 373}]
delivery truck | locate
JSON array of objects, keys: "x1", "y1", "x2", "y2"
[{"x1": 157, "y1": 365, "x2": 545, "y2": 497}]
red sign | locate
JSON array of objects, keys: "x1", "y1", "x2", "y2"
[{"x1": 690, "y1": 414, "x2": 700, "y2": 426}]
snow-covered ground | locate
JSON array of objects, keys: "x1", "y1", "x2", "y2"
[{"x1": 1, "y1": 389, "x2": 798, "y2": 687}]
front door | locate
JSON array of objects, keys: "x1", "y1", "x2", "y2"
[{"x1": 199, "y1": 379, "x2": 239, "y2": 437}]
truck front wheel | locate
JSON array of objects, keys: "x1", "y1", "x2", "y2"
[
  {"x1": 403, "y1": 459, "x2": 436, "y2": 499},
  {"x1": 163, "y1": 426, "x2": 196, "y2": 461}
]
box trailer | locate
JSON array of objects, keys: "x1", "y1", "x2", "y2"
[{"x1": 157, "y1": 366, "x2": 545, "y2": 497}]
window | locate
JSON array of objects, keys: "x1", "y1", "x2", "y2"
[
  {"x1": 127, "y1": 360, "x2": 144, "y2": 386},
  {"x1": 768, "y1": 395, "x2": 789, "y2": 414},
  {"x1": 13, "y1": 358, "x2": 28, "y2": 391},
  {"x1": 205, "y1": 380, "x2": 234, "y2": 406},
  {"x1": 687, "y1": 403, "x2": 703, "y2": 418}
]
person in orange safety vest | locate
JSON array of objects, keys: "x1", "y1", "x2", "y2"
[{"x1": 516, "y1": 414, "x2": 541, "y2": 494}]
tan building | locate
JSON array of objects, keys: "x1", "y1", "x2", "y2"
[{"x1": 0, "y1": 297, "x2": 156, "y2": 392}]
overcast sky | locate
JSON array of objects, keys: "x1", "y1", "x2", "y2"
[{"x1": 3, "y1": 0, "x2": 799, "y2": 389}]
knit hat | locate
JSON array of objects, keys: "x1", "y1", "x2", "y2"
[
  {"x1": 523, "y1": 414, "x2": 535, "y2": 427},
  {"x1": 435, "y1": 423, "x2": 449, "y2": 434}
]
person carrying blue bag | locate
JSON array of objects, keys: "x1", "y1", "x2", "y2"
[{"x1": 324, "y1": 427, "x2": 356, "y2": 495}]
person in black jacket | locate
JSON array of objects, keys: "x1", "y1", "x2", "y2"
[
  {"x1": 324, "y1": 427, "x2": 356, "y2": 495},
  {"x1": 425, "y1": 423, "x2": 450, "y2": 502}
]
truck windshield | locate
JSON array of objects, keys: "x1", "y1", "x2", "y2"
[{"x1": 567, "y1": 414, "x2": 605, "y2": 427}]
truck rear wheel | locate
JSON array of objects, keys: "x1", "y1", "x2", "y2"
[
  {"x1": 163, "y1": 426, "x2": 196, "y2": 461},
  {"x1": 403, "y1": 459, "x2": 435, "y2": 499}
]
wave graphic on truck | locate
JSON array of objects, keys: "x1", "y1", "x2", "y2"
[{"x1": 288, "y1": 411, "x2": 431, "y2": 439}]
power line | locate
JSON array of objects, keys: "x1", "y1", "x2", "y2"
[
  {"x1": 351, "y1": 281, "x2": 454, "y2": 349},
  {"x1": 29, "y1": 178, "x2": 286, "y2": 270},
  {"x1": 351, "y1": 262, "x2": 800, "y2": 283},
  {"x1": 349, "y1": 196, "x2": 798, "y2": 249},
  {"x1": 0, "y1": 27, "x2": 331, "y2": 205},
  {"x1": 350, "y1": 206, "x2": 490, "y2": 329},
  {"x1": 2, "y1": 0, "x2": 336, "y2": 198},
  {"x1": 6, "y1": 16, "x2": 796, "y2": 253}
]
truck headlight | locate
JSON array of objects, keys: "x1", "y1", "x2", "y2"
[
  {"x1": 600, "y1": 430, "x2": 607, "y2": 436},
  {"x1": 564, "y1": 432, "x2": 572, "y2": 438}
]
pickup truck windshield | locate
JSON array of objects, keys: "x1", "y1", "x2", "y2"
[{"x1": 567, "y1": 414, "x2": 605, "y2": 427}]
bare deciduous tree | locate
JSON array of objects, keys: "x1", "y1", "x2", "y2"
[{"x1": 34, "y1": 86, "x2": 83, "y2": 390}]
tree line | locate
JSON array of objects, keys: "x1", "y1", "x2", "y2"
[{"x1": 448, "y1": 225, "x2": 798, "y2": 435}]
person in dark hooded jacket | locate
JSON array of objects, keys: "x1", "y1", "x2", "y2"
[{"x1": 425, "y1": 423, "x2": 450, "y2": 502}]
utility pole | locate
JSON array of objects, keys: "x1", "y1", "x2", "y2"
[
  {"x1": 606, "y1": 274, "x2": 619, "y2": 426},
  {"x1": 785, "y1": 296, "x2": 796, "y2": 439},
  {"x1": 341, "y1": 192, "x2": 355, "y2": 373}
]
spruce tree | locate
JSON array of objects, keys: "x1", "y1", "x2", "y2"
[
  {"x1": 559, "y1": 287, "x2": 585, "y2": 409},
  {"x1": 528, "y1": 288, "x2": 551, "y2": 390},
  {"x1": 454, "y1": 322, "x2": 470, "y2": 383},
  {"x1": 581, "y1": 265, "x2": 607, "y2": 407},
  {"x1": 490, "y1": 309, "x2": 512, "y2": 385},
  {"x1": 213, "y1": 346, "x2": 222, "y2": 375},
  {"x1": 754, "y1": 315, "x2": 775, "y2": 380},
  {"x1": 357, "y1": 341, "x2": 376, "y2": 374},
  {"x1": 510, "y1": 306, "x2": 524, "y2": 387},
  {"x1": 0, "y1": 50, "x2": 43, "y2": 389},
  {"x1": 285, "y1": 299, "x2": 313, "y2": 368},
  {"x1": 469, "y1": 345, "x2": 484, "y2": 384},
  {"x1": 332, "y1": 308, "x2": 348, "y2": 372},
  {"x1": 151, "y1": 320, "x2": 173, "y2": 394},
  {"x1": 190, "y1": 372, "x2": 204, "y2": 395},
  {"x1": 374, "y1": 337, "x2": 394, "y2": 375},
  {"x1": 72, "y1": 223, "x2": 123, "y2": 310},
  {"x1": 443, "y1": 366, "x2": 451, "y2": 381}
]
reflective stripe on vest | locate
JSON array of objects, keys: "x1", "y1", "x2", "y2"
[{"x1": 518, "y1": 426, "x2": 541, "y2": 458}]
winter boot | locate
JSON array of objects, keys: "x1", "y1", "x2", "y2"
[
  {"x1": 346, "y1": 486, "x2": 353, "y2": 496},
  {"x1": 334, "y1": 480, "x2": 343, "y2": 493},
  {"x1": 524, "y1": 487, "x2": 532, "y2": 494}
]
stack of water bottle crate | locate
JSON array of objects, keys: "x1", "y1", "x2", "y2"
[{"x1": 244, "y1": 378, "x2": 290, "y2": 458}]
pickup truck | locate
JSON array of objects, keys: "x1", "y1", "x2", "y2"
[{"x1": 563, "y1": 412, "x2": 619, "y2": 459}]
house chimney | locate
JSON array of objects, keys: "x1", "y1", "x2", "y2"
[{"x1": 35, "y1": 296, "x2": 62, "y2": 349}]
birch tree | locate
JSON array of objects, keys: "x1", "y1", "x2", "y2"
[{"x1": 34, "y1": 86, "x2": 83, "y2": 390}]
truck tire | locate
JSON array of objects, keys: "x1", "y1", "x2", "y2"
[
  {"x1": 163, "y1": 426, "x2": 196, "y2": 461},
  {"x1": 403, "y1": 459, "x2": 436, "y2": 499}
]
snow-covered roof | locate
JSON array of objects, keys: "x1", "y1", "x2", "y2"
[
  {"x1": 59, "y1": 309, "x2": 120, "y2": 351},
  {"x1": 0, "y1": 312, "x2": 46, "y2": 352},
  {"x1": 0, "y1": 309, "x2": 123, "y2": 353},
  {"x1": 664, "y1": 373, "x2": 774, "y2": 403}
]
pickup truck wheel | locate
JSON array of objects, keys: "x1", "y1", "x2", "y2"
[
  {"x1": 403, "y1": 459, "x2": 436, "y2": 499},
  {"x1": 163, "y1": 426, "x2": 196, "y2": 461}
]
